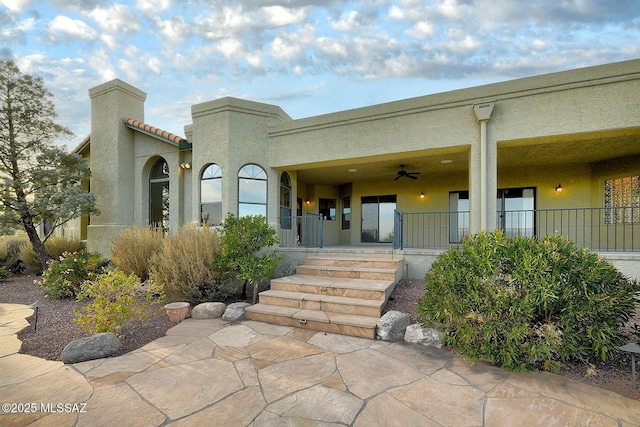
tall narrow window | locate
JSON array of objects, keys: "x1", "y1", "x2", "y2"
[
  {"x1": 201, "y1": 164, "x2": 222, "y2": 225},
  {"x1": 238, "y1": 164, "x2": 267, "y2": 217},
  {"x1": 149, "y1": 158, "x2": 169, "y2": 233},
  {"x1": 280, "y1": 172, "x2": 292, "y2": 229},
  {"x1": 341, "y1": 197, "x2": 351, "y2": 230},
  {"x1": 605, "y1": 175, "x2": 640, "y2": 224},
  {"x1": 449, "y1": 191, "x2": 469, "y2": 243}
]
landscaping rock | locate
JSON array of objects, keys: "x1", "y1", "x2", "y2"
[
  {"x1": 61, "y1": 332, "x2": 120, "y2": 364},
  {"x1": 376, "y1": 310, "x2": 411, "y2": 341},
  {"x1": 404, "y1": 323, "x2": 444, "y2": 348},
  {"x1": 222, "y1": 302, "x2": 251, "y2": 322},
  {"x1": 192, "y1": 302, "x2": 226, "y2": 319}
]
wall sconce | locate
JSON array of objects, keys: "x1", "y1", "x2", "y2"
[
  {"x1": 555, "y1": 183, "x2": 563, "y2": 193},
  {"x1": 180, "y1": 162, "x2": 191, "y2": 169},
  {"x1": 420, "y1": 190, "x2": 425, "y2": 199}
]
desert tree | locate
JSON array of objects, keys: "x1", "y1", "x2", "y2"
[{"x1": 0, "y1": 59, "x2": 99, "y2": 269}]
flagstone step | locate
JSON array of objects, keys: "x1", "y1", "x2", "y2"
[
  {"x1": 304, "y1": 255, "x2": 401, "y2": 270},
  {"x1": 244, "y1": 304, "x2": 378, "y2": 339},
  {"x1": 258, "y1": 289, "x2": 384, "y2": 317},
  {"x1": 296, "y1": 264, "x2": 397, "y2": 281},
  {"x1": 270, "y1": 274, "x2": 394, "y2": 301},
  {"x1": 246, "y1": 252, "x2": 402, "y2": 339}
]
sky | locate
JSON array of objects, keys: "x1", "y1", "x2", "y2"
[{"x1": 2, "y1": 0, "x2": 640, "y2": 148}]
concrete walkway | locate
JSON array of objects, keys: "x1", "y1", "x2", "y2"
[{"x1": 1, "y1": 303, "x2": 640, "y2": 426}]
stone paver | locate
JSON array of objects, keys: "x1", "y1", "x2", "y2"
[{"x1": 2, "y1": 302, "x2": 640, "y2": 426}]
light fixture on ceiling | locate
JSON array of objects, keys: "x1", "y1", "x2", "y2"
[
  {"x1": 555, "y1": 183, "x2": 563, "y2": 193},
  {"x1": 306, "y1": 199, "x2": 311, "y2": 205},
  {"x1": 180, "y1": 162, "x2": 191, "y2": 169},
  {"x1": 347, "y1": 168, "x2": 358, "y2": 172},
  {"x1": 440, "y1": 159, "x2": 452, "y2": 164},
  {"x1": 420, "y1": 190, "x2": 425, "y2": 199}
]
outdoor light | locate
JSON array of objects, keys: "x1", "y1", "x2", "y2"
[
  {"x1": 420, "y1": 190, "x2": 425, "y2": 199},
  {"x1": 555, "y1": 183, "x2": 563, "y2": 193},
  {"x1": 180, "y1": 162, "x2": 191, "y2": 169},
  {"x1": 306, "y1": 199, "x2": 311, "y2": 205}
]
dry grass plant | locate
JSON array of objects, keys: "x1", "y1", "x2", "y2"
[
  {"x1": 111, "y1": 225, "x2": 163, "y2": 281},
  {"x1": 21, "y1": 236, "x2": 85, "y2": 273},
  {"x1": 150, "y1": 225, "x2": 233, "y2": 303}
]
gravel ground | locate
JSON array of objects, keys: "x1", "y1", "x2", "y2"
[{"x1": 2, "y1": 274, "x2": 639, "y2": 400}]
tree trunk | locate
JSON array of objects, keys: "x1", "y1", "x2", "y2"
[{"x1": 20, "y1": 212, "x2": 50, "y2": 271}]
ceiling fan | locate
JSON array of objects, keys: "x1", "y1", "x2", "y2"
[{"x1": 394, "y1": 165, "x2": 420, "y2": 181}]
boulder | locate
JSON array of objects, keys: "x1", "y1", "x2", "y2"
[
  {"x1": 61, "y1": 332, "x2": 120, "y2": 364},
  {"x1": 375, "y1": 310, "x2": 411, "y2": 341},
  {"x1": 222, "y1": 302, "x2": 251, "y2": 322},
  {"x1": 404, "y1": 324, "x2": 444, "y2": 348},
  {"x1": 192, "y1": 302, "x2": 226, "y2": 319}
]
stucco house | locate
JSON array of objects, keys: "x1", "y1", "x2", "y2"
[{"x1": 72, "y1": 59, "x2": 640, "y2": 280}]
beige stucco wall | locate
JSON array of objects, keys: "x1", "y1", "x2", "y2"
[
  {"x1": 82, "y1": 61, "x2": 640, "y2": 276},
  {"x1": 190, "y1": 97, "x2": 291, "y2": 227},
  {"x1": 86, "y1": 79, "x2": 146, "y2": 256}
]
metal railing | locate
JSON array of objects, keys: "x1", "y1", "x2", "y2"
[
  {"x1": 394, "y1": 210, "x2": 469, "y2": 249},
  {"x1": 394, "y1": 208, "x2": 639, "y2": 252},
  {"x1": 278, "y1": 214, "x2": 324, "y2": 248}
]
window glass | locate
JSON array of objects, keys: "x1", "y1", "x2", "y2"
[
  {"x1": 238, "y1": 164, "x2": 267, "y2": 217},
  {"x1": 201, "y1": 164, "x2": 222, "y2": 225},
  {"x1": 149, "y1": 158, "x2": 169, "y2": 233},
  {"x1": 341, "y1": 197, "x2": 351, "y2": 230},
  {"x1": 280, "y1": 172, "x2": 292, "y2": 229},
  {"x1": 319, "y1": 198, "x2": 336, "y2": 221}
]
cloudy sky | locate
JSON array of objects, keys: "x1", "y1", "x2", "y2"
[{"x1": 2, "y1": 0, "x2": 639, "y2": 147}]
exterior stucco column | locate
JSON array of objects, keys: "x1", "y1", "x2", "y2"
[{"x1": 470, "y1": 102, "x2": 496, "y2": 233}]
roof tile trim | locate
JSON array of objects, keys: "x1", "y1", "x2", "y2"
[
  {"x1": 123, "y1": 117, "x2": 191, "y2": 146},
  {"x1": 71, "y1": 134, "x2": 91, "y2": 154}
]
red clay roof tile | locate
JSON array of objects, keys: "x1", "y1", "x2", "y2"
[{"x1": 123, "y1": 117, "x2": 191, "y2": 146}]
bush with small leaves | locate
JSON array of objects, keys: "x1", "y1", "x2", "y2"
[
  {"x1": 111, "y1": 225, "x2": 163, "y2": 282},
  {"x1": 39, "y1": 251, "x2": 109, "y2": 299},
  {"x1": 216, "y1": 213, "x2": 281, "y2": 301},
  {"x1": 418, "y1": 231, "x2": 640, "y2": 372},
  {"x1": 73, "y1": 269, "x2": 164, "y2": 334},
  {"x1": 0, "y1": 266, "x2": 12, "y2": 281}
]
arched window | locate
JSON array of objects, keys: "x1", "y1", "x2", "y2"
[
  {"x1": 149, "y1": 158, "x2": 169, "y2": 232},
  {"x1": 280, "y1": 172, "x2": 292, "y2": 229},
  {"x1": 201, "y1": 164, "x2": 222, "y2": 225},
  {"x1": 238, "y1": 164, "x2": 267, "y2": 217}
]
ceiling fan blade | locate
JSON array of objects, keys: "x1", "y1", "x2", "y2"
[
  {"x1": 394, "y1": 175, "x2": 401, "y2": 181},
  {"x1": 407, "y1": 175, "x2": 418, "y2": 179}
]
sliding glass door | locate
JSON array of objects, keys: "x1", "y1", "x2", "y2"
[{"x1": 361, "y1": 195, "x2": 396, "y2": 243}]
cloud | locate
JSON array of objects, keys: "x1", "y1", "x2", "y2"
[
  {"x1": 46, "y1": 15, "x2": 98, "y2": 42},
  {"x1": 0, "y1": 0, "x2": 31, "y2": 13},
  {"x1": 88, "y1": 4, "x2": 140, "y2": 34}
]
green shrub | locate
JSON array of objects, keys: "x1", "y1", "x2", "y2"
[
  {"x1": 0, "y1": 238, "x2": 27, "y2": 272},
  {"x1": 150, "y1": 224, "x2": 232, "y2": 303},
  {"x1": 39, "y1": 251, "x2": 110, "y2": 299},
  {"x1": 216, "y1": 213, "x2": 281, "y2": 301},
  {"x1": 73, "y1": 269, "x2": 163, "y2": 334},
  {"x1": 111, "y1": 226, "x2": 163, "y2": 281},
  {"x1": 0, "y1": 266, "x2": 12, "y2": 281},
  {"x1": 418, "y1": 231, "x2": 640, "y2": 372},
  {"x1": 21, "y1": 235, "x2": 85, "y2": 274}
]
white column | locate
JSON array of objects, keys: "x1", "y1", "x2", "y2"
[{"x1": 472, "y1": 102, "x2": 495, "y2": 232}]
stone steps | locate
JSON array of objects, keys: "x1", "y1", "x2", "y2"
[{"x1": 245, "y1": 252, "x2": 402, "y2": 339}]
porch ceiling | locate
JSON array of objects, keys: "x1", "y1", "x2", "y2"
[
  {"x1": 293, "y1": 127, "x2": 640, "y2": 186},
  {"x1": 294, "y1": 148, "x2": 469, "y2": 186},
  {"x1": 498, "y1": 127, "x2": 640, "y2": 169}
]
